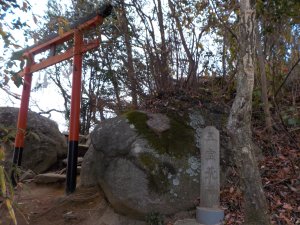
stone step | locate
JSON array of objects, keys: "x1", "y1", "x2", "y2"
[
  {"x1": 61, "y1": 144, "x2": 89, "y2": 157},
  {"x1": 34, "y1": 173, "x2": 66, "y2": 184},
  {"x1": 62, "y1": 157, "x2": 84, "y2": 166},
  {"x1": 78, "y1": 144, "x2": 89, "y2": 157},
  {"x1": 20, "y1": 169, "x2": 36, "y2": 181}
]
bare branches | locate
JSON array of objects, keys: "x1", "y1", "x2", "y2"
[
  {"x1": 274, "y1": 57, "x2": 300, "y2": 98},
  {"x1": 38, "y1": 108, "x2": 65, "y2": 116},
  {"x1": 0, "y1": 86, "x2": 21, "y2": 100}
]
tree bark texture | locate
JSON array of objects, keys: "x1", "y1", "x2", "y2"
[
  {"x1": 256, "y1": 24, "x2": 273, "y2": 134},
  {"x1": 227, "y1": 1, "x2": 271, "y2": 224}
]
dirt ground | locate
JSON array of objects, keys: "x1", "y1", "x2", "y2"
[{"x1": 1, "y1": 181, "x2": 147, "y2": 225}]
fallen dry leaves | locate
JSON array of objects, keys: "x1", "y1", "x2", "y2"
[
  {"x1": 141, "y1": 91, "x2": 299, "y2": 224},
  {"x1": 220, "y1": 129, "x2": 300, "y2": 225}
]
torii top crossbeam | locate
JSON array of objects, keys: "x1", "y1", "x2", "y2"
[{"x1": 12, "y1": 4, "x2": 112, "y2": 194}]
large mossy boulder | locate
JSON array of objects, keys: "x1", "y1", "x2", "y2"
[
  {"x1": 0, "y1": 107, "x2": 67, "y2": 173},
  {"x1": 81, "y1": 106, "x2": 232, "y2": 219}
]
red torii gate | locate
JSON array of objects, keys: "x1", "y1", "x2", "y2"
[{"x1": 12, "y1": 4, "x2": 112, "y2": 194}]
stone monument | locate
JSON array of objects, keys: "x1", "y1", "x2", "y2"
[{"x1": 196, "y1": 126, "x2": 224, "y2": 225}]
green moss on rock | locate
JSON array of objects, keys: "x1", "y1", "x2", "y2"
[
  {"x1": 139, "y1": 152, "x2": 157, "y2": 171},
  {"x1": 139, "y1": 152, "x2": 177, "y2": 194},
  {"x1": 148, "y1": 167, "x2": 170, "y2": 194},
  {"x1": 125, "y1": 110, "x2": 197, "y2": 194},
  {"x1": 125, "y1": 111, "x2": 196, "y2": 158}
]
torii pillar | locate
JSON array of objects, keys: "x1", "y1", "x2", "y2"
[
  {"x1": 66, "y1": 29, "x2": 84, "y2": 193},
  {"x1": 11, "y1": 4, "x2": 112, "y2": 194}
]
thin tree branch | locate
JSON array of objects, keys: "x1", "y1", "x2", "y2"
[
  {"x1": 209, "y1": 0, "x2": 239, "y2": 41},
  {"x1": 274, "y1": 57, "x2": 300, "y2": 98},
  {"x1": 0, "y1": 86, "x2": 21, "y2": 100},
  {"x1": 38, "y1": 108, "x2": 65, "y2": 115}
]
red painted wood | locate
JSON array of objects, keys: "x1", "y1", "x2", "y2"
[
  {"x1": 19, "y1": 40, "x2": 100, "y2": 76},
  {"x1": 23, "y1": 15, "x2": 103, "y2": 57},
  {"x1": 14, "y1": 58, "x2": 33, "y2": 148},
  {"x1": 69, "y1": 30, "x2": 83, "y2": 142}
]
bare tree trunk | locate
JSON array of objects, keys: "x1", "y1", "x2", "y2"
[
  {"x1": 155, "y1": 0, "x2": 171, "y2": 90},
  {"x1": 110, "y1": 71, "x2": 122, "y2": 112},
  {"x1": 120, "y1": 3, "x2": 138, "y2": 108},
  {"x1": 168, "y1": 0, "x2": 197, "y2": 89},
  {"x1": 227, "y1": 1, "x2": 271, "y2": 224},
  {"x1": 256, "y1": 23, "x2": 273, "y2": 134},
  {"x1": 221, "y1": 32, "x2": 228, "y2": 89},
  {"x1": 222, "y1": 37, "x2": 226, "y2": 78}
]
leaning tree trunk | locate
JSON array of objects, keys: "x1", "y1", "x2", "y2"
[{"x1": 226, "y1": 1, "x2": 271, "y2": 224}]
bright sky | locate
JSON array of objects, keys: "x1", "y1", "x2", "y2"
[{"x1": 0, "y1": 0, "x2": 70, "y2": 132}]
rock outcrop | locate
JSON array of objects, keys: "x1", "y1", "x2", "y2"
[
  {"x1": 81, "y1": 106, "x2": 232, "y2": 218},
  {"x1": 0, "y1": 107, "x2": 67, "y2": 173}
]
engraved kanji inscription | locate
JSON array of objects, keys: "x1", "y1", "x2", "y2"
[
  {"x1": 205, "y1": 130, "x2": 217, "y2": 141},
  {"x1": 204, "y1": 166, "x2": 217, "y2": 185},
  {"x1": 205, "y1": 147, "x2": 216, "y2": 160}
]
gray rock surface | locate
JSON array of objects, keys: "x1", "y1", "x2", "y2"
[
  {"x1": 81, "y1": 109, "x2": 231, "y2": 218},
  {"x1": 0, "y1": 107, "x2": 67, "y2": 173},
  {"x1": 20, "y1": 169, "x2": 36, "y2": 181},
  {"x1": 90, "y1": 117, "x2": 137, "y2": 157}
]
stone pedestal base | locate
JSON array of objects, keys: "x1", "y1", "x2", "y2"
[{"x1": 196, "y1": 207, "x2": 224, "y2": 225}]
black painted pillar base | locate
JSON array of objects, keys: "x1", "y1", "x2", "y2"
[
  {"x1": 11, "y1": 147, "x2": 23, "y2": 186},
  {"x1": 12, "y1": 147, "x2": 23, "y2": 166},
  {"x1": 66, "y1": 140, "x2": 78, "y2": 194}
]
